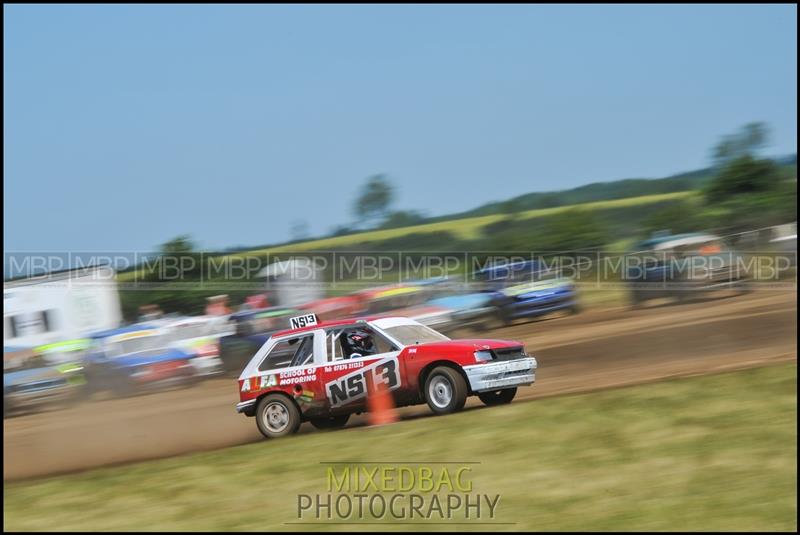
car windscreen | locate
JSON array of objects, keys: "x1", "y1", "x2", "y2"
[
  {"x1": 382, "y1": 324, "x2": 450, "y2": 346},
  {"x1": 474, "y1": 265, "x2": 558, "y2": 286}
]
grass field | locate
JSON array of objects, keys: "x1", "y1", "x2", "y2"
[
  {"x1": 116, "y1": 191, "x2": 695, "y2": 283},
  {"x1": 4, "y1": 362, "x2": 796, "y2": 531}
]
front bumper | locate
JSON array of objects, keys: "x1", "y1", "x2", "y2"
[
  {"x1": 236, "y1": 398, "x2": 257, "y2": 414},
  {"x1": 463, "y1": 357, "x2": 537, "y2": 393},
  {"x1": 5, "y1": 385, "x2": 75, "y2": 409}
]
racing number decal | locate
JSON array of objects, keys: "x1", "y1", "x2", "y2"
[
  {"x1": 326, "y1": 357, "x2": 401, "y2": 407},
  {"x1": 375, "y1": 359, "x2": 398, "y2": 389},
  {"x1": 289, "y1": 314, "x2": 318, "y2": 329}
]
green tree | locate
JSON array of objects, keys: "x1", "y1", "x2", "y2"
[
  {"x1": 353, "y1": 174, "x2": 394, "y2": 228},
  {"x1": 706, "y1": 123, "x2": 782, "y2": 203},
  {"x1": 155, "y1": 234, "x2": 202, "y2": 283},
  {"x1": 159, "y1": 235, "x2": 195, "y2": 254},
  {"x1": 485, "y1": 209, "x2": 608, "y2": 252},
  {"x1": 703, "y1": 122, "x2": 796, "y2": 231},
  {"x1": 535, "y1": 209, "x2": 608, "y2": 251},
  {"x1": 706, "y1": 155, "x2": 782, "y2": 203},
  {"x1": 642, "y1": 200, "x2": 703, "y2": 235},
  {"x1": 712, "y1": 122, "x2": 768, "y2": 165}
]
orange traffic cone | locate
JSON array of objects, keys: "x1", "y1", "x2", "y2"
[{"x1": 367, "y1": 380, "x2": 398, "y2": 426}]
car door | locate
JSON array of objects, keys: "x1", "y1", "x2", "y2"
[
  {"x1": 314, "y1": 327, "x2": 405, "y2": 414},
  {"x1": 239, "y1": 329, "x2": 327, "y2": 408}
]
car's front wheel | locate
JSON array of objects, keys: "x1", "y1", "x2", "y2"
[
  {"x1": 478, "y1": 387, "x2": 517, "y2": 406},
  {"x1": 255, "y1": 394, "x2": 301, "y2": 438},
  {"x1": 309, "y1": 414, "x2": 350, "y2": 430},
  {"x1": 424, "y1": 367, "x2": 468, "y2": 415}
]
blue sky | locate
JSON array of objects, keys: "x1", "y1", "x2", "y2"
[{"x1": 4, "y1": 4, "x2": 797, "y2": 252}]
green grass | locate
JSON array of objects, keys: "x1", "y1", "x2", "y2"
[
  {"x1": 234, "y1": 192, "x2": 697, "y2": 253},
  {"x1": 117, "y1": 191, "x2": 696, "y2": 283},
  {"x1": 5, "y1": 363, "x2": 795, "y2": 531}
]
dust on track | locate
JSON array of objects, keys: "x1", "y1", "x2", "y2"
[{"x1": 3, "y1": 290, "x2": 796, "y2": 481}]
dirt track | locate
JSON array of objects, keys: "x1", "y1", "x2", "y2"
[{"x1": 4, "y1": 290, "x2": 797, "y2": 481}]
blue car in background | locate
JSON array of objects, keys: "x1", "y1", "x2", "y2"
[
  {"x1": 473, "y1": 261, "x2": 580, "y2": 325},
  {"x1": 4, "y1": 345, "x2": 79, "y2": 417},
  {"x1": 84, "y1": 325, "x2": 197, "y2": 396}
]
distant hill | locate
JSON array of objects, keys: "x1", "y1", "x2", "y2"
[
  {"x1": 439, "y1": 170, "x2": 710, "y2": 220},
  {"x1": 197, "y1": 154, "x2": 798, "y2": 255},
  {"x1": 427, "y1": 154, "x2": 796, "y2": 222}
]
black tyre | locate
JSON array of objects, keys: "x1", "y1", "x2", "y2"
[
  {"x1": 112, "y1": 374, "x2": 137, "y2": 398},
  {"x1": 630, "y1": 289, "x2": 644, "y2": 309},
  {"x1": 499, "y1": 307, "x2": 513, "y2": 327},
  {"x1": 255, "y1": 394, "x2": 301, "y2": 439},
  {"x1": 309, "y1": 414, "x2": 350, "y2": 430},
  {"x1": 736, "y1": 279, "x2": 751, "y2": 295},
  {"x1": 477, "y1": 387, "x2": 517, "y2": 406},
  {"x1": 481, "y1": 313, "x2": 505, "y2": 333},
  {"x1": 423, "y1": 366, "x2": 468, "y2": 415}
]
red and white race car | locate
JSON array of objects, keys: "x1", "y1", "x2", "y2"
[{"x1": 236, "y1": 314, "x2": 537, "y2": 438}]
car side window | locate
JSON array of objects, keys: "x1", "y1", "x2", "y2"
[
  {"x1": 289, "y1": 336, "x2": 315, "y2": 367},
  {"x1": 259, "y1": 334, "x2": 314, "y2": 371},
  {"x1": 334, "y1": 327, "x2": 398, "y2": 361}
]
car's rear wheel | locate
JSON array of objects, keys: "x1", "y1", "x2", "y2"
[
  {"x1": 309, "y1": 414, "x2": 350, "y2": 430},
  {"x1": 424, "y1": 367, "x2": 467, "y2": 415},
  {"x1": 255, "y1": 394, "x2": 301, "y2": 438},
  {"x1": 478, "y1": 387, "x2": 517, "y2": 406}
]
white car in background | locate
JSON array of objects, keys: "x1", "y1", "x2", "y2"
[{"x1": 164, "y1": 316, "x2": 235, "y2": 378}]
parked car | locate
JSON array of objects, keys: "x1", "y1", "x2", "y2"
[
  {"x1": 162, "y1": 316, "x2": 234, "y2": 378},
  {"x1": 354, "y1": 284, "x2": 448, "y2": 326},
  {"x1": 423, "y1": 292, "x2": 502, "y2": 334},
  {"x1": 84, "y1": 326, "x2": 196, "y2": 395},
  {"x1": 298, "y1": 295, "x2": 362, "y2": 321},
  {"x1": 32, "y1": 338, "x2": 91, "y2": 389},
  {"x1": 627, "y1": 233, "x2": 749, "y2": 306},
  {"x1": 472, "y1": 260, "x2": 579, "y2": 325},
  {"x1": 4, "y1": 345, "x2": 81, "y2": 416},
  {"x1": 236, "y1": 314, "x2": 537, "y2": 438}
]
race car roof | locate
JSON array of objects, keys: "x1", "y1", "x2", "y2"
[
  {"x1": 270, "y1": 316, "x2": 418, "y2": 339},
  {"x1": 637, "y1": 233, "x2": 721, "y2": 251},
  {"x1": 88, "y1": 324, "x2": 156, "y2": 339}
]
